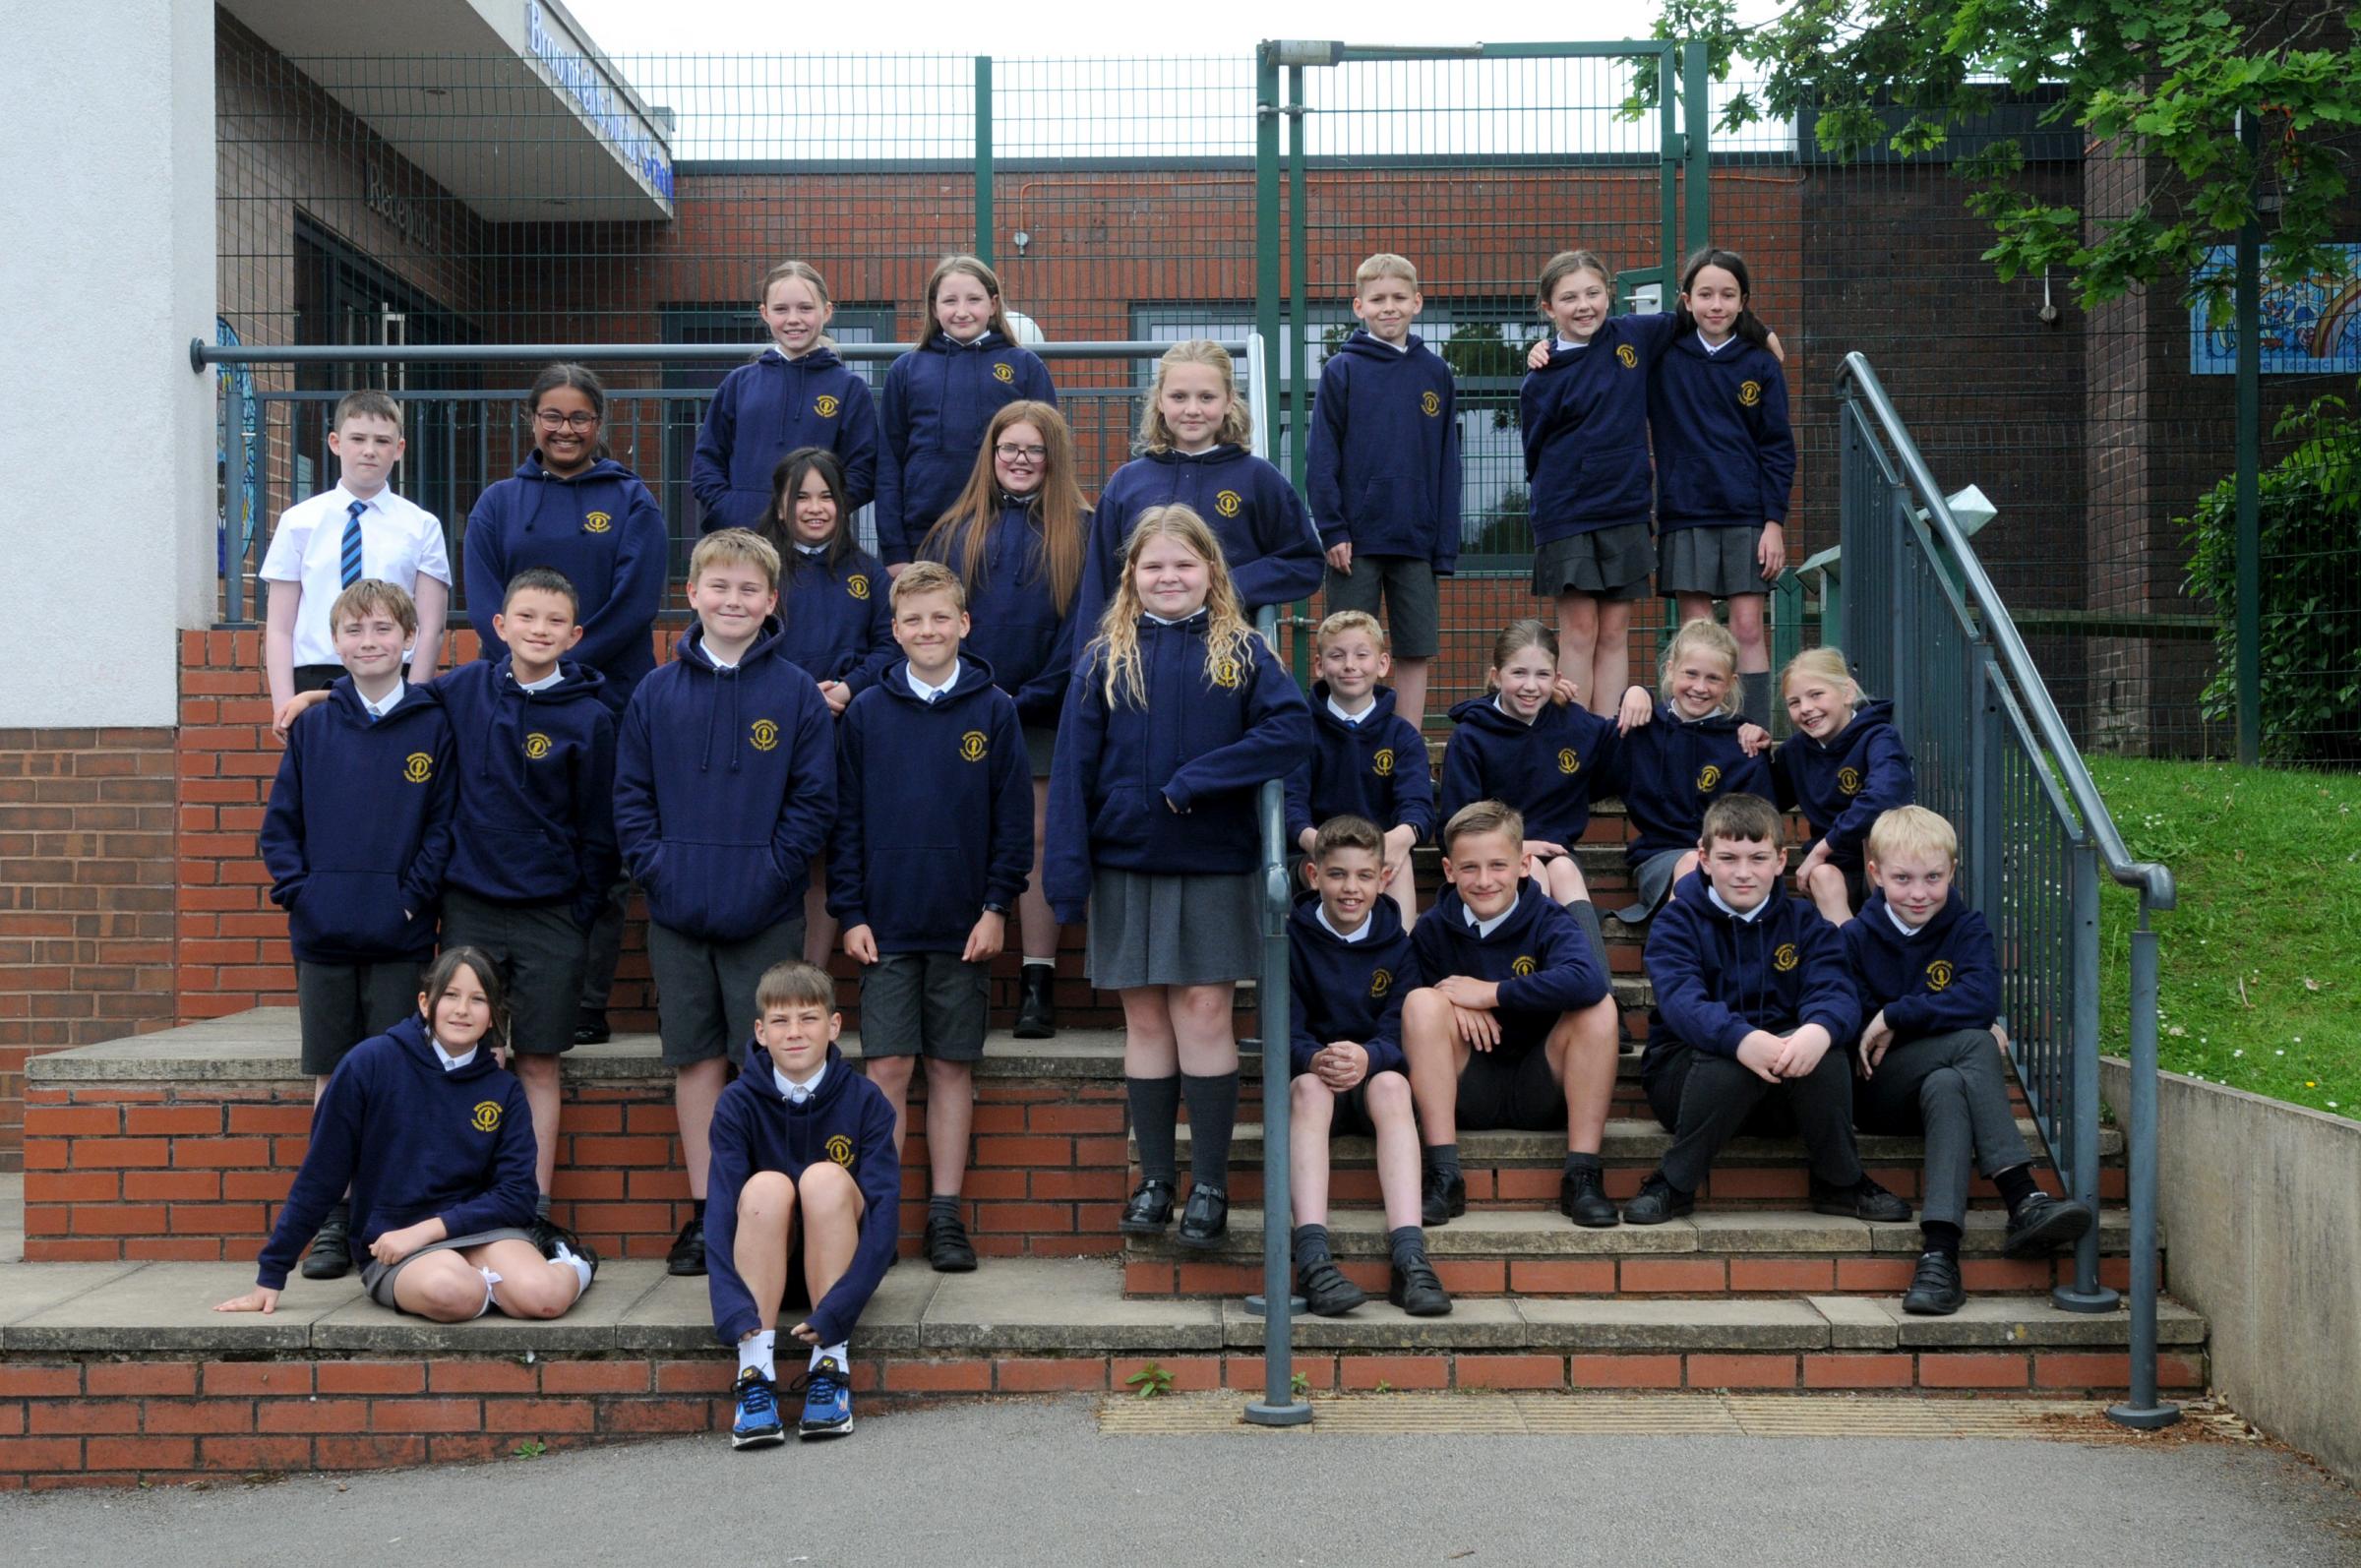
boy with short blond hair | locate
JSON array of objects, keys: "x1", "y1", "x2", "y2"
[
  {"x1": 829, "y1": 560, "x2": 1030, "y2": 1272},
  {"x1": 1284, "y1": 610, "x2": 1435, "y2": 922},
  {"x1": 1846, "y1": 806, "x2": 2092, "y2": 1314},
  {"x1": 1306, "y1": 253, "x2": 1461, "y2": 730},
  {"x1": 615, "y1": 527, "x2": 835, "y2": 1279}
]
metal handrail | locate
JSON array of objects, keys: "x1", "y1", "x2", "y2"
[{"x1": 191, "y1": 340, "x2": 1227, "y2": 368}]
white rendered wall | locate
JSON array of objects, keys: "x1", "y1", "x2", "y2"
[{"x1": 0, "y1": 2, "x2": 216, "y2": 728}]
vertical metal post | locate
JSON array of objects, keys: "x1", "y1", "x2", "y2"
[
  {"x1": 1890, "y1": 503, "x2": 1915, "y2": 737},
  {"x1": 1967, "y1": 655, "x2": 2000, "y2": 920},
  {"x1": 2233, "y1": 109, "x2": 2261, "y2": 766},
  {"x1": 1285, "y1": 67, "x2": 1309, "y2": 493},
  {"x1": 1656, "y1": 49, "x2": 1679, "y2": 288},
  {"x1": 2054, "y1": 844, "x2": 2118, "y2": 1312},
  {"x1": 2108, "y1": 908, "x2": 2182, "y2": 1427},
  {"x1": 1254, "y1": 49, "x2": 1282, "y2": 424},
  {"x1": 223, "y1": 370, "x2": 250, "y2": 624},
  {"x1": 973, "y1": 56, "x2": 995, "y2": 267},
  {"x1": 1681, "y1": 40, "x2": 1711, "y2": 255}
]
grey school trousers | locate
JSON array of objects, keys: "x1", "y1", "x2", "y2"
[
  {"x1": 1852, "y1": 1027, "x2": 2032, "y2": 1227},
  {"x1": 1644, "y1": 1040, "x2": 1864, "y2": 1194}
]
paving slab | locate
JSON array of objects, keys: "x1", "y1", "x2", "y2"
[
  {"x1": 1687, "y1": 1210, "x2": 1875, "y2": 1253},
  {"x1": 4, "y1": 1262, "x2": 364, "y2": 1352},
  {"x1": 1224, "y1": 1296, "x2": 1529, "y2": 1349},
  {"x1": 1867, "y1": 1295, "x2": 2209, "y2": 1349},
  {"x1": 310, "y1": 1258, "x2": 669, "y2": 1354},
  {"x1": 919, "y1": 1257, "x2": 1221, "y2": 1353},
  {"x1": 602, "y1": 1263, "x2": 938, "y2": 1357},
  {"x1": 1810, "y1": 1295, "x2": 1902, "y2": 1351},
  {"x1": 1515, "y1": 1297, "x2": 1833, "y2": 1351},
  {"x1": 1864, "y1": 1209, "x2": 2137, "y2": 1254},
  {"x1": 1131, "y1": 1206, "x2": 1697, "y2": 1260},
  {"x1": 0, "y1": 1260, "x2": 150, "y2": 1343}
]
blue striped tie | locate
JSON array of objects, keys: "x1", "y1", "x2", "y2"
[{"x1": 339, "y1": 500, "x2": 366, "y2": 587}]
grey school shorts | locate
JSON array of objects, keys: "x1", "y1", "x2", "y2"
[
  {"x1": 647, "y1": 913, "x2": 807, "y2": 1067},
  {"x1": 1455, "y1": 1045, "x2": 1565, "y2": 1132},
  {"x1": 1323, "y1": 553, "x2": 1441, "y2": 658},
  {"x1": 295, "y1": 959, "x2": 422, "y2": 1076},
  {"x1": 1534, "y1": 522, "x2": 1657, "y2": 601},
  {"x1": 857, "y1": 951, "x2": 990, "y2": 1062},
  {"x1": 1660, "y1": 524, "x2": 1770, "y2": 599},
  {"x1": 438, "y1": 888, "x2": 585, "y2": 1057}
]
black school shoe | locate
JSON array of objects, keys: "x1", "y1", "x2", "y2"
[
  {"x1": 300, "y1": 1213, "x2": 352, "y2": 1280},
  {"x1": 1810, "y1": 1176, "x2": 1912, "y2": 1224},
  {"x1": 666, "y1": 1213, "x2": 708, "y2": 1277},
  {"x1": 925, "y1": 1208, "x2": 978, "y2": 1273},
  {"x1": 1175, "y1": 1184, "x2": 1229, "y2": 1248},
  {"x1": 1420, "y1": 1166, "x2": 1466, "y2": 1228},
  {"x1": 1118, "y1": 1178, "x2": 1176, "y2": 1236},
  {"x1": 1388, "y1": 1250, "x2": 1453, "y2": 1317},
  {"x1": 1559, "y1": 1166, "x2": 1620, "y2": 1229},
  {"x1": 1902, "y1": 1248, "x2": 1966, "y2": 1315},
  {"x1": 2002, "y1": 1193, "x2": 2095, "y2": 1258},
  {"x1": 1297, "y1": 1255, "x2": 1367, "y2": 1317},
  {"x1": 1621, "y1": 1174, "x2": 1695, "y2": 1226},
  {"x1": 1012, "y1": 965, "x2": 1057, "y2": 1040},
  {"x1": 573, "y1": 1011, "x2": 611, "y2": 1047}
]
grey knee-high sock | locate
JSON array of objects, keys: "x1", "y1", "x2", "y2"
[
  {"x1": 1741, "y1": 671, "x2": 1775, "y2": 729},
  {"x1": 1568, "y1": 898, "x2": 1612, "y2": 978},
  {"x1": 1180, "y1": 1070, "x2": 1241, "y2": 1193},
  {"x1": 1126, "y1": 1074, "x2": 1181, "y2": 1187}
]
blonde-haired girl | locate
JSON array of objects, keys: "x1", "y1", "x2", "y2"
[
  {"x1": 1607, "y1": 618, "x2": 1774, "y2": 921},
  {"x1": 1046, "y1": 505, "x2": 1312, "y2": 1248},
  {"x1": 693, "y1": 261, "x2": 879, "y2": 531},
  {"x1": 1773, "y1": 646, "x2": 1916, "y2": 924}
]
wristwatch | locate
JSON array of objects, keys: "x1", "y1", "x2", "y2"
[{"x1": 982, "y1": 901, "x2": 1010, "y2": 917}]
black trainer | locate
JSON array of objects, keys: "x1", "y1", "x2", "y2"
[
  {"x1": 1175, "y1": 1184, "x2": 1229, "y2": 1248},
  {"x1": 300, "y1": 1212, "x2": 352, "y2": 1281},
  {"x1": 532, "y1": 1215, "x2": 598, "y2": 1270},
  {"x1": 1419, "y1": 1166, "x2": 1466, "y2": 1228},
  {"x1": 1902, "y1": 1248, "x2": 1966, "y2": 1315},
  {"x1": 1812, "y1": 1175, "x2": 1912, "y2": 1224},
  {"x1": 1118, "y1": 1178, "x2": 1176, "y2": 1236},
  {"x1": 573, "y1": 1011, "x2": 611, "y2": 1047},
  {"x1": 925, "y1": 1208, "x2": 978, "y2": 1273},
  {"x1": 1621, "y1": 1174, "x2": 1694, "y2": 1226},
  {"x1": 1388, "y1": 1251, "x2": 1453, "y2": 1317},
  {"x1": 1297, "y1": 1255, "x2": 1366, "y2": 1317},
  {"x1": 1559, "y1": 1165, "x2": 1619, "y2": 1229},
  {"x1": 2002, "y1": 1193, "x2": 2095, "y2": 1257},
  {"x1": 666, "y1": 1213, "x2": 707, "y2": 1277},
  {"x1": 1012, "y1": 965, "x2": 1056, "y2": 1040}
]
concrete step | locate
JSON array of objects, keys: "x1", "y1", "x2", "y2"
[{"x1": 1156, "y1": 1120, "x2": 2119, "y2": 1170}]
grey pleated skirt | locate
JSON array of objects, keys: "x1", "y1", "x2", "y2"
[
  {"x1": 1533, "y1": 522, "x2": 1657, "y2": 600},
  {"x1": 1659, "y1": 524, "x2": 1767, "y2": 598},
  {"x1": 1085, "y1": 867, "x2": 1262, "y2": 990}
]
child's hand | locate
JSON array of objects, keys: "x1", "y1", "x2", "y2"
[
  {"x1": 788, "y1": 1320, "x2": 820, "y2": 1347},
  {"x1": 1452, "y1": 1004, "x2": 1502, "y2": 1052},
  {"x1": 1616, "y1": 684, "x2": 1655, "y2": 734},
  {"x1": 1163, "y1": 792, "x2": 1185, "y2": 814},
  {"x1": 1766, "y1": 330, "x2": 1786, "y2": 364},
  {"x1": 1381, "y1": 824, "x2": 1419, "y2": 883},
  {"x1": 1317, "y1": 1042, "x2": 1369, "y2": 1091},
  {"x1": 1547, "y1": 675, "x2": 1582, "y2": 707},
  {"x1": 1774, "y1": 1025, "x2": 1832, "y2": 1079},
  {"x1": 1857, "y1": 1010, "x2": 1893, "y2": 1077},
  {"x1": 1433, "y1": 975, "x2": 1500, "y2": 1012},
  {"x1": 883, "y1": 563, "x2": 907, "y2": 580},
  {"x1": 962, "y1": 910, "x2": 1005, "y2": 963},
  {"x1": 1735, "y1": 1033, "x2": 1786, "y2": 1084},
  {"x1": 1758, "y1": 521, "x2": 1786, "y2": 580},
  {"x1": 1325, "y1": 541, "x2": 1354, "y2": 574},
  {"x1": 1736, "y1": 722, "x2": 1773, "y2": 756},
  {"x1": 1520, "y1": 839, "x2": 1565, "y2": 877},
  {"x1": 369, "y1": 1221, "x2": 440, "y2": 1266},
  {"x1": 1526, "y1": 337, "x2": 1552, "y2": 371},
  {"x1": 272, "y1": 689, "x2": 332, "y2": 738},
  {"x1": 842, "y1": 925, "x2": 879, "y2": 965},
  {"x1": 819, "y1": 681, "x2": 852, "y2": 715},
  {"x1": 1793, "y1": 840, "x2": 1830, "y2": 893},
  {"x1": 213, "y1": 1286, "x2": 280, "y2": 1315},
  {"x1": 1298, "y1": 826, "x2": 1319, "y2": 857}
]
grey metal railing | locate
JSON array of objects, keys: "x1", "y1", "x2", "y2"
[{"x1": 1838, "y1": 352, "x2": 2180, "y2": 1429}]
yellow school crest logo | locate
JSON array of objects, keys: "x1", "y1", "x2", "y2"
[
  {"x1": 825, "y1": 1134, "x2": 854, "y2": 1168},
  {"x1": 1615, "y1": 344, "x2": 1639, "y2": 369},
  {"x1": 582, "y1": 511, "x2": 612, "y2": 534},
  {"x1": 470, "y1": 1101, "x2": 502, "y2": 1133},
  {"x1": 846, "y1": 574, "x2": 871, "y2": 600},
  {"x1": 1370, "y1": 968, "x2": 1393, "y2": 999},
  {"x1": 960, "y1": 730, "x2": 989, "y2": 761},
  {"x1": 814, "y1": 393, "x2": 841, "y2": 418},
  {"x1": 1511, "y1": 955, "x2": 1538, "y2": 977},
  {"x1": 523, "y1": 732, "x2": 552, "y2": 760},
  {"x1": 1420, "y1": 391, "x2": 1441, "y2": 417},
  {"x1": 1696, "y1": 763, "x2": 1722, "y2": 793},
  {"x1": 1557, "y1": 748, "x2": 1580, "y2": 775},
  {"x1": 402, "y1": 752, "x2": 434, "y2": 785},
  {"x1": 1211, "y1": 658, "x2": 1242, "y2": 690},
  {"x1": 1773, "y1": 943, "x2": 1799, "y2": 973},
  {"x1": 1838, "y1": 766, "x2": 1863, "y2": 796},
  {"x1": 1214, "y1": 490, "x2": 1242, "y2": 518},
  {"x1": 1372, "y1": 748, "x2": 1396, "y2": 778},
  {"x1": 993, "y1": 363, "x2": 1015, "y2": 384},
  {"x1": 750, "y1": 719, "x2": 780, "y2": 753},
  {"x1": 1738, "y1": 380, "x2": 1763, "y2": 407},
  {"x1": 1925, "y1": 959, "x2": 1955, "y2": 993}
]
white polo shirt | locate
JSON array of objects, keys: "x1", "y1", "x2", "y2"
[{"x1": 259, "y1": 484, "x2": 452, "y2": 667}]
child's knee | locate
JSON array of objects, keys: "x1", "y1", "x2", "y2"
[
  {"x1": 1365, "y1": 1070, "x2": 1413, "y2": 1115},
  {"x1": 1290, "y1": 1074, "x2": 1335, "y2": 1118},
  {"x1": 796, "y1": 1161, "x2": 860, "y2": 1214},
  {"x1": 411, "y1": 1263, "x2": 484, "y2": 1322},
  {"x1": 506, "y1": 1268, "x2": 575, "y2": 1320},
  {"x1": 1675, "y1": 850, "x2": 1700, "y2": 881},
  {"x1": 512, "y1": 1052, "x2": 559, "y2": 1086},
  {"x1": 1401, "y1": 988, "x2": 1452, "y2": 1044},
  {"x1": 1917, "y1": 1065, "x2": 1967, "y2": 1115},
  {"x1": 866, "y1": 1054, "x2": 915, "y2": 1091},
  {"x1": 1556, "y1": 860, "x2": 1590, "y2": 902}
]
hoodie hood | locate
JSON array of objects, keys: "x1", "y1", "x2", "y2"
[
  {"x1": 1141, "y1": 443, "x2": 1247, "y2": 469},
  {"x1": 1811, "y1": 697, "x2": 1896, "y2": 754},
  {"x1": 1309, "y1": 679, "x2": 1399, "y2": 733},
  {"x1": 389, "y1": 1012, "x2": 503, "y2": 1086},
  {"x1": 1854, "y1": 888, "x2": 1967, "y2": 948},
  {"x1": 926, "y1": 328, "x2": 1010, "y2": 354},
  {"x1": 869, "y1": 651, "x2": 1001, "y2": 710},
  {"x1": 512, "y1": 452, "x2": 638, "y2": 486},
  {"x1": 759, "y1": 343, "x2": 846, "y2": 373},
  {"x1": 323, "y1": 677, "x2": 443, "y2": 732},
  {"x1": 1448, "y1": 693, "x2": 1539, "y2": 738},
  {"x1": 671, "y1": 616, "x2": 795, "y2": 776},
  {"x1": 1288, "y1": 882, "x2": 1408, "y2": 949},
  {"x1": 739, "y1": 1038, "x2": 852, "y2": 1109},
  {"x1": 1333, "y1": 327, "x2": 1427, "y2": 362},
  {"x1": 1426, "y1": 879, "x2": 1554, "y2": 947}
]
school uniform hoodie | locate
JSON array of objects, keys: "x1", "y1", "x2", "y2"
[
  {"x1": 1649, "y1": 332, "x2": 1795, "y2": 534},
  {"x1": 1076, "y1": 446, "x2": 1325, "y2": 634},
  {"x1": 704, "y1": 1041, "x2": 901, "y2": 1348},
  {"x1": 692, "y1": 346, "x2": 881, "y2": 530},
  {"x1": 1044, "y1": 612, "x2": 1313, "y2": 925},
  {"x1": 877, "y1": 331, "x2": 1057, "y2": 564},
  {"x1": 1439, "y1": 695, "x2": 1623, "y2": 849},
  {"x1": 1773, "y1": 698, "x2": 1915, "y2": 871},
  {"x1": 921, "y1": 497, "x2": 1084, "y2": 727},
  {"x1": 1283, "y1": 683, "x2": 1436, "y2": 850},
  {"x1": 1287, "y1": 889, "x2": 1420, "y2": 1076},
  {"x1": 612, "y1": 618, "x2": 836, "y2": 943},
  {"x1": 254, "y1": 1015, "x2": 536, "y2": 1290},
  {"x1": 1519, "y1": 312, "x2": 1678, "y2": 542},
  {"x1": 1408, "y1": 882, "x2": 1610, "y2": 1048},
  {"x1": 462, "y1": 453, "x2": 668, "y2": 712},
  {"x1": 1844, "y1": 892, "x2": 2001, "y2": 1038},
  {"x1": 432, "y1": 657, "x2": 618, "y2": 929},
  {"x1": 775, "y1": 544, "x2": 896, "y2": 694},
  {"x1": 1619, "y1": 702, "x2": 1773, "y2": 865},
  {"x1": 1643, "y1": 871, "x2": 1859, "y2": 1071},
  {"x1": 1304, "y1": 330, "x2": 1463, "y2": 572},
  {"x1": 260, "y1": 680, "x2": 455, "y2": 964},
  {"x1": 828, "y1": 654, "x2": 1031, "y2": 952}
]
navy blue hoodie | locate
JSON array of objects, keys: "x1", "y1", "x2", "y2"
[
  {"x1": 1518, "y1": 312, "x2": 1679, "y2": 543},
  {"x1": 613, "y1": 618, "x2": 836, "y2": 944},
  {"x1": 1773, "y1": 698, "x2": 1915, "y2": 872},
  {"x1": 429, "y1": 658, "x2": 618, "y2": 928},
  {"x1": 1045, "y1": 613, "x2": 1313, "y2": 925},
  {"x1": 1649, "y1": 332, "x2": 1795, "y2": 535},
  {"x1": 260, "y1": 680, "x2": 455, "y2": 964},
  {"x1": 877, "y1": 331, "x2": 1058, "y2": 565},
  {"x1": 1409, "y1": 882, "x2": 1611, "y2": 1048},
  {"x1": 1304, "y1": 330, "x2": 1463, "y2": 571},
  {"x1": 1283, "y1": 683, "x2": 1436, "y2": 850},
  {"x1": 692, "y1": 346, "x2": 881, "y2": 530},
  {"x1": 1439, "y1": 695, "x2": 1624, "y2": 849},
  {"x1": 706, "y1": 1041, "x2": 900, "y2": 1347},
  {"x1": 1287, "y1": 889, "x2": 1419, "y2": 1077},
  {"x1": 828, "y1": 654, "x2": 1031, "y2": 952},
  {"x1": 463, "y1": 454, "x2": 668, "y2": 713},
  {"x1": 1844, "y1": 892, "x2": 2001, "y2": 1038},
  {"x1": 1076, "y1": 447, "x2": 1325, "y2": 635},
  {"x1": 1643, "y1": 871, "x2": 1859, "y2": 1066},
  {"x1": 254, "y1": 1015, "x2": 536, "y2": 1290},
  {"x1": 919, "y1": 498, "x2": 1084, "y2": 728},
  {"x1": 775, "y1": 544, "x2": 896, "y2": 695},
  {"x1": 1619, "y1": 701, "x2": 1773, "y2": 865}
]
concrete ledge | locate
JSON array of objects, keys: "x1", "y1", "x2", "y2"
[{"x1": 1171, "y1": 1120, "x2": 2119, "y2": 1167}]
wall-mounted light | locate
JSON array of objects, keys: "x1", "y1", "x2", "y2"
[{"x1": 1012, "y1": 230, "x2": 1031, "y2": 255}]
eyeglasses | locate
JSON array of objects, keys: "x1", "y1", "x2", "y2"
[
  {"x1": 995, "y1": 443, "x2": 1048, "y2": 461},
  {"x1": 533, "y1": 409, "x2": 599, "y2": 431}
]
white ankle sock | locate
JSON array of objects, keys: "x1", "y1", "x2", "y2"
[
  {"x1": 739, "y1": 1329, "x2": 776, "y2": 1382},
  {"x1": 811, "y1": 1341, "x2": 848, "y2": 1371},
  {"x1": 550, "y1": 1242, "x2": 592, "y2": 1298},
  {"x1": 1022, "y1": 955, "x2": 1054, "y2": 970}
]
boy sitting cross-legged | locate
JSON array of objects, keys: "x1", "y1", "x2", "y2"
[
  {"x1": 708, "y1": 960, "x2": 900, "y2": 1448},
  {"x1": 1287, "y1": 814, "x2": 1445, "y2": 1318},
  {"x1": 1846, "y1": 806, "x2": 2093, "y2": 1314},
  {"x1": 1628, "y1": 793, "x2": 1910, "y2": 1226},
  {"x1": 1401, "y1": 800, "x2": 1623, "y2": 1233}
]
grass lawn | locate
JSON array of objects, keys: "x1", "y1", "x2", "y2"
[{"x1": 2091, "y1": 757, "x2": 2359, "y2": 1121}]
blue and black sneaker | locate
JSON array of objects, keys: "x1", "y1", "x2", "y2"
[
  {"x1": 730, "y1": 1367, "x2": 785, "y2": 1450},
  {"x1": 793, "y1": 1355, "x2": 853, "y2": 1440}
]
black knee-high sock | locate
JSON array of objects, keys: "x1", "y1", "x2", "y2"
[
  {"x1": 1741, "y1": 671, "x2": 1774, "y2": 729},
  {"x1": 1292, "y1": 1223, "x2": 1331, "y2": 1264},
  {"x1": 1992, "y1": 1163, "x2": 2040, "y2": 1214},
  {"x1": 1126, "y1": 1074, "x2": 1182, "y2": 1187},
  {"x1": 1567, "y1": 899, "x2": 1612, "y2": 978},
  {"x1": 1180, "y1": 1070, "x2": 1240, "y2": 1193},
  {"x1": 1922, "y1": 1219, "x2": 1964, "y2": 1259}
]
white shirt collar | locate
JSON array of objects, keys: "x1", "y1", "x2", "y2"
[
  {"x1": 1886, "y1": 902, "x2": 1929, "y2": 938},
  {"x1": 795, "y1": 542, "x2": 826, "y2": 557},
  {"x1": 1493, "y1": 695, "x2": 1536, "y2": 725},
  {"x1": 356, "y1": 679, "x2": 406, "y2": 720},
  {"x1": 1142, "y1": 610, "x2": 1199, "y2": 626},
  {"x1": 1707, "y1": 886, "x2": 1773, "y2": 924},
  {"x1": 1461, "y1": 900, "x2": 1515, "y2": 939},
  {"x1": 331, "y1": 483, "x2": 384, "y2": 514},
  {"x1": 512, "y1": 666, "x2": 565, "y2": 693},
  {"x1": 1327, "y1": 695, "x2": 1374, "y2": 724},
  {"x1": 430, "y1": 1034, "x2": 478, "y2": 1072},
  {"x1": 1315, "y1": 905, "x2": 1372, "y2": 943},
  {"x1": 906, "y1": 663, "x2": 960, "y2": 702},
  {"x1": 774, "y1": 1061, "x2": 826, "y2": 1103},
  {"x1": 1553, "y1": 336, "x2": 1589, "y2": 351},
  {"x1": 1699, "y1": 332, "x2": 1736, "y2": 355}
]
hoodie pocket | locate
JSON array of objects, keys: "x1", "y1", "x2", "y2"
[
  {"x1": 465, "y1": 825, "x2": 575, "y2": 901},
  {"x1": 1574, "y1": 441, "x2": 1652, "y2": 519},
  {"x1": 1356, "y1": 478, "x2": 1402, "y2": 529},
  {"x1": 287, "y1": 869, "x2": 415, "y2": 957},
  {"x1": 646, "y1": 837, "x2": 796, "y2": 942}
]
